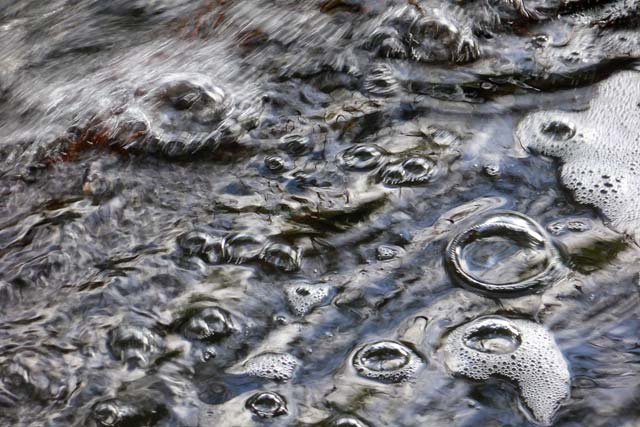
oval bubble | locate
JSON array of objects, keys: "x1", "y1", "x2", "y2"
[
  {"x1": 462, "y1": 316, "x2": 522, "y2": 354},
  {"x1": 180, "y1": 306, "x2": 233, "y2": 343},
  {"x1": 245, "y1": 392, "x2": 288, "y2": 418},
  {"x1": 222, "y1": 233, "x2": 265, "y2": 265},
  {"x1": 352, "y1": 340, "x2": 422, "y2": 383},
  {"x1": 259, "y1": 242, "x2": 301, "y2": 272},
  {"x1": 445, "y1": 211, "x2": 561, "y2": 297},
  {"x1": 338, "y1": 144, "x2": 386, "y2": 171},
  {"x1": 378, "y1": 157, "x2": 435, "y2": 186}
]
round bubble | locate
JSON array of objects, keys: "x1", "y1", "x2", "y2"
[
  {"x1": 445, "y1": 211, "x2": 561, "y2": 297},
  {"x1": 222, "y1": 233, "x2": 265, "y2": 265},
  {"x1": 338, "y1": 144, "x2": 386, "y2": 171},
  {"x1": 379, "y1": 157, "x2": 435, "y2": 186},
  {"x1": 259, "y1": 242, "x2": 301, "y2": 272},
  {"x1": 245, "y1": 392, "x2": 288, "y2": 418},
  {"x1": 352, "y1": 341, "x2": 422, "y2": 383},
  {"x1": 180, "y1": 306, "x2": 233, "y2": 343}
]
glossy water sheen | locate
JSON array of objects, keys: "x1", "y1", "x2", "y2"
[{"x1": 0, "y1": 1, "x2": 639, "y2": 426}]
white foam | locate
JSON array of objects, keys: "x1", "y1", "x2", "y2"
[
  {"x1": 444, "y1": 316, "x2": 570, "y2": 425},
  {"x1": 517, "y1": 71, "x2": 640, "y2": 238},
  {"x1": 242, "y1": 352, "x2": 299, "y2": 382}
]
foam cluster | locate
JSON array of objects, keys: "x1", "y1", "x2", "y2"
[
  {"x1": 243, "y1": 352, "x2": 299, "y2": 382},
  {"x1": 444, "y1": 316, "x2": 570, "y2": 425},
  {"x1": 285, "y1": 283, "x2": 331, "y2": 316},
  {"x1": 517, "y1": 71, "x2": 640, "y2": 238}
]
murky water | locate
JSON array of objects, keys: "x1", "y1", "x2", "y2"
[{"x1": 0, "y1": 1, "x2": 639, "y2": 426}]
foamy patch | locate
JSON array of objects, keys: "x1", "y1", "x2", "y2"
[
  {"x1": 517, "y1": 71, "x2": 640, "y2": 239},
  {"x1": 444, "y1": 316, "x2": 570, "y2": 425}
]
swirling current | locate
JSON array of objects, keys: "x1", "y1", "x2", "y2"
[{"x1": 0, "y1": 1, "x2": 639, "y2": 426}]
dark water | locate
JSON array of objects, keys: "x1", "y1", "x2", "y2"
[{"x1": 0, "y1": 1, "x2": 639, "y2": 426}]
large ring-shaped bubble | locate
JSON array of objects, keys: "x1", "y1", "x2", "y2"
[{"x1": 445, "y1": 211, "x2": 561, "y2": 297}]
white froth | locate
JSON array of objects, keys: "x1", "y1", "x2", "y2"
[
  {"x1": 242, "y1": 352, "x2": 299, "y2": 382},
  {"x1": 285, "y1": 283, "x2": 330, "y2": 316},
  {"x1": 444, "y1": 316, "x2": 570, "y2": 425},
  {"x1": 516, "y1": 71, "x2": 640, "y2": 238}
]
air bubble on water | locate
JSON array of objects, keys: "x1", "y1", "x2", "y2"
[
  {"x1": 444, "y1": 316, "x2": 570, "y2": 425},
  {"x1": 107, "y1": 324, "x2": 163, "y2": 369},
  {"x1": 379, "y1": 157, "x2": 435, "y2": 186},
  {"x1": 445, "y1": 211, "x2": 561, "y2": 297},
  {"x1": 259, "y1": 242, "x2": 302, "y2": 272},
  {"x1": 245, "y1": 391, "x2": 288, "y2": 418},
  {"x1": 222, "y1": 233, "x2": 265, "y2": 265},
  {"x1": 180, "y1": 306, "x2": 233, "y2": 343},
  {"x1": 351, "y1": 340, "x2": 423, "y2": 383},
  {"x1": 280, "y1": 133, "x2": 312, "y2": 156},
  {"x1": 264, "y1": 155, "x2": 289, "y2": 173},
  {"x1": 338, "y1": 144, "x2": 386, "y2": 171},
  {"x1": 243, "y1": 352, "x2": 299, "y2": 382},
  {"x1": 285, "y1": 283, "x2": 331, "y2": 316}
]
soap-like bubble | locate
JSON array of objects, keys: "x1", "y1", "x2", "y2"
[
  {"x1": 444, "y1": 316, "x2": 570, "y2": 425},
  {"x1": 446, "y1": 211, "x2": 562, "y2": 297},
  {"x1": 222, "y1": 233, "x2": 266, "y2": 265},
  {"x1": 352, "y1": 340, "x2": 422, "y2": 383}
]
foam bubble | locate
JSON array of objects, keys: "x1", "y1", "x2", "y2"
[
  {"x1": 285, "y1": 283, "x2": 331, "y2": 316},
  {"x1": 245, "y1": 392, "x2": 288, "y2": 418},
  {"x1": 352, "y1": 341, "x2": 423, "y2": 383},
  {"x1": 243, "y1": 353, "x2": 299, "y2": 382},
  {"x1": 516, "y1": 71, "x2": 640, "y2": 238},
  {"x1": 444, "y1": 316, "x2": 570, "y2": 425}
]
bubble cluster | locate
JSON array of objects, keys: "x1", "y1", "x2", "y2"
[
  {"x1": 446, "y1": 211, "x2": 562, "y2": 297},
  {"x1": 245, "y1": 392, "x2": 288, "y2": 418},
  {"x1": 444, "y1": 316, "x2": 570, "y2": 425},
  {"x1": 352, "y1": 341, "x2": 423, "y2": 383},
  {"x1": 115, "y1": 74, "x2": 233, "y2": 158},
  {"x1": 517, "y1": 71, "x2": 640, "y2": 238},
  {"x1": 378, "y1": 157, "x2": 435, "y2": 186},
  {"x1": 365, "y1": 3, "x2": 479, "y2": 63},
  {"x1": 243, "y1": 352, "x2": 299, "y2": 382},
  {"x1": 285, "y1": 283, "x2": 331, "y2": 316},
  {"x1": 376, "y1": 244, "x2": 403, "y2": 261}
]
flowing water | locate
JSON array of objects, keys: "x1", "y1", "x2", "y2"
[{"x1": 0, "y1": 1, "x2": 639, "y2": 426}]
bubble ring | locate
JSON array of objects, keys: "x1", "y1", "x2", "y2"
[{"x1": 445, "y1": 211, "x2": 561, "y2": 297}]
